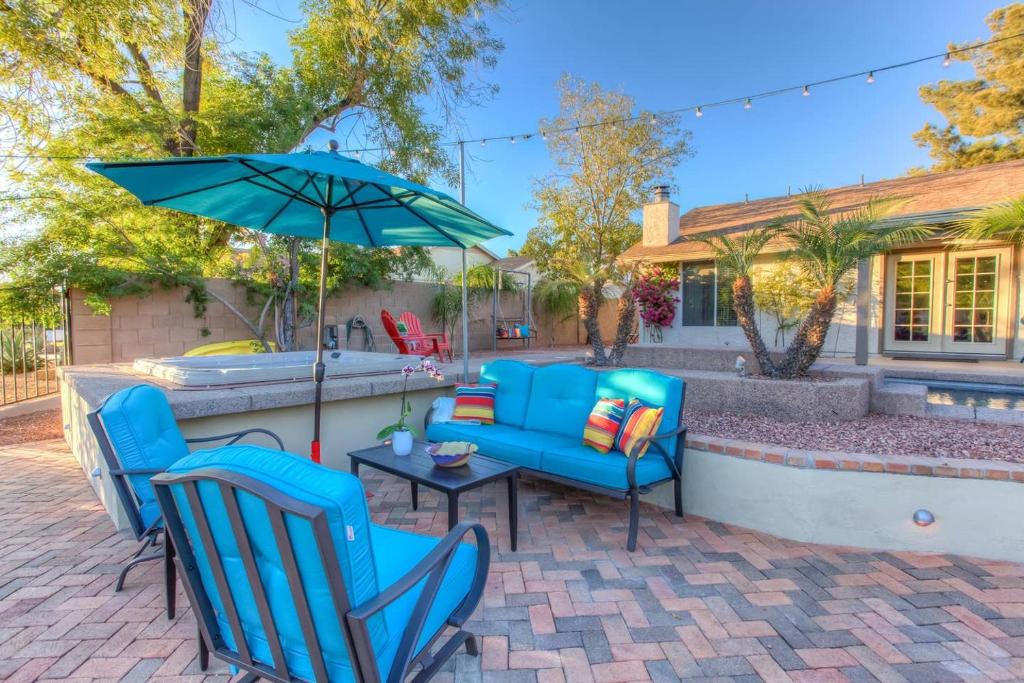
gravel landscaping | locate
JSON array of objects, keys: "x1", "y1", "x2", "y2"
[
  {"x1": 686, "y1": 409, "x2": 1024, "y2": 463},
  {"x1": 0, "y1": 409, "x2": 62, "y2": 446}
]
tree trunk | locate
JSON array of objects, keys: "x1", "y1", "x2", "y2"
[
  {"x1": 608, "y1": 290, "x2": 636, "y2": 366},
  {"x1": 177, "y1": 0, "x2": 213, "y2": 156},
  {"x1": 280, "y1": 238, "x2": 300, "y2": 351},
  {"x1": 732, "y1": 275, "x2": 777, "y2": 376},
  {"x1": 579, "y1": 283, "x2": 607, "y2": 365},
  {"x1": 776, "y1": 286, "x2": 837, "y2": 379}
]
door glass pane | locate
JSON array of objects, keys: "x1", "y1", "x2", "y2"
[
  {"x1": 892, "y1": 259, "x2": 931, "y2": 343},
  {"x1": 681, "y1": 262, "x2": 715, "y2": 326},
  {"x1": 951, "y1": 255, "x2": 998, "y2": 344}
]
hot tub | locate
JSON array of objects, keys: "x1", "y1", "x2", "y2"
[{"x1": 133, "y1": 350, "x2": 414, "y2": 387}]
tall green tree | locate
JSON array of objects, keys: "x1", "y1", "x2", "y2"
[
  {"x1": 0, "y1": 0, "x2": 503, "y2": 350},
  {"x1": 913, "y1": 3, "x2": 1024, "y2": 171},
  {"x1": 522, "y1": 76, "x2": 690, "y2": 365}
]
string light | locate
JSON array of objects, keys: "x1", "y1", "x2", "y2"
[
  {"x1": 509, "y1": 136, "x2": 516, "y2": 144},
  {"x1": 3, "y1": 31, "x2": 1022, "y2": 164}
]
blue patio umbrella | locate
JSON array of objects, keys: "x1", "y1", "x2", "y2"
[{"x1": 88, "y1": 143, "x2": 509, "y2": 462}]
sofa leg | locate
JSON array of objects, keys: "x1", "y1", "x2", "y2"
[
  {"x1": 198, "y1": 625, "x2": 209, "y2": 671},
  {"x1": 464, "y1": 633, "x2": 479, "y2": 657},
  {"x1": 627, "y1": 492, "x2": 640, "y2": 552},
  {"x1": 674, "y1": 478, "x2": 684, "y2": 518},
  {"x1": 164, "y1": 533, "x2": 176, "y2": 619}
]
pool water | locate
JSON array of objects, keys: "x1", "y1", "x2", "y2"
[{"x1": 888, "y1": 378, "x2": 1024, "y2": 410}]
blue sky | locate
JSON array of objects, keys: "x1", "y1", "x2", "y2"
[{"x1": 233, "y1": 0, "x2": 1007, "y2": 255}]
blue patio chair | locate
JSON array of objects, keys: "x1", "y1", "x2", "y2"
[
  {"x1": 152, "y1": 447, "x2": 490, "y2": 683},
  {"x1": 87, "y1": 384, "x2": 285, "y2": 622}
]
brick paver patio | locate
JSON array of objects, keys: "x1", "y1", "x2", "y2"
[{"x1": 4, "y1": 441, "x2": 1024, "y2": 682}]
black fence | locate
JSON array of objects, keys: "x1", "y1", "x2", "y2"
[{"x1": 0, "y1": 289, "x2": 71, "y2": 407}]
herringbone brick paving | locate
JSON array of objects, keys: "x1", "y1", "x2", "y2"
[{"x1": 4, "y1": 441, "x2": 1024, "y2": 682}]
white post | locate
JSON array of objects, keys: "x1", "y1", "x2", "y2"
[{"x1": 459, "y1": 141, "x2": 470, "y2": 379}]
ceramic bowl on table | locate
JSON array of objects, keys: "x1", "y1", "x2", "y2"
[{"x1": 426, "y1": 441, "x2": 478, "y2": 468}]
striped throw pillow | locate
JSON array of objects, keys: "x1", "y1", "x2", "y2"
[
  {"x1": 583, "y1": 398, "x2": 626, "y2": 453},
  {"x1": 615, "y1": 399, "x2": 665, "y2": 458},
  {"x1": 452, "y1": 383, "x2": 497, "y2": 424}
]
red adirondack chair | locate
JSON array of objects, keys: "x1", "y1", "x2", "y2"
[
  {"x1": 381, "y1": 309, "x2": 441, "y2": 360},
  {"x1": 399, "y1": 311, "x2": 453, "y2": 362}
]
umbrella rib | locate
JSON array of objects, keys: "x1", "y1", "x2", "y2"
[
  {"x1": 259, "y1": 175, "x2": 315, "y2": 232},
  {"x1": 341, "y1": 178, "x2": 376, "y2": 247},
  {"x1": 330, "y1": 180, "x2": 369, "y2": 209},
  {"x1": 143, "y1": 170, "x2": 272, "y2": 205},
  {"x1": 242, "y1": 178, "x2": 322, "y2": 209},
  {"x1": 306, "y1": 172, "x2": 328, "y2": 206},
  {"x1": 432, "y1": 195, "x2": 508, "y2": 232},
  {"x1": 385, "y1": 185, "x2": 467, "y2": 248},
  {"x1": 237, "y1": 159, "x2": 324, "y2": 208}
]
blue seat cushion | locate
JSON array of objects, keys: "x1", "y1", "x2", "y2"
[
  {"x1": 426, "y1": 422, "x2": 577, "y2": 470},
  {"x1": 480, "y1": 360, "x2": 535, "y2": 427},
  {"x1": 371, "y1": 524, "x2": 477, "y2": 672},
  {"x1": 165, "y1": 447, "x2": 385, "y2": 681},
  {"x1": 522, "y1": 365, "x2": 598, "y2": 440},
  {"x1": 541, "y1": 445, "x2": 672, "y2": 490},
  {"x1": 98, "y1": 384, "x2": 190, "y2": 516},
  {"x1": 595, "y1": 369, "x2": 684, "y2": 456}
]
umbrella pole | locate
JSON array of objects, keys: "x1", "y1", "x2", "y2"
[{"x1": 311, "y1": 205, "x2": 333, "y2": 463}]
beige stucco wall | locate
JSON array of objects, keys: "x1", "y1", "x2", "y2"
[{"x1": 69, "y1": 278, "x2": 613, "y2": 365}]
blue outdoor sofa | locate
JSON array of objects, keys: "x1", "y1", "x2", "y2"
[{"x1": 426, "y1": 361, "x2": 687, "y2": 551}]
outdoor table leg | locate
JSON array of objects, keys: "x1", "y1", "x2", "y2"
[
  {"x1": 411, "y1": 481, "x2": 418, "y2": 510},
  {"x1": 508, "y1": 472, "x2": 518, "y2": 552},
  {"x1": 350, "y1": 460, "x2": 359, "y2": 476},
  {"x1": 447, "y1": 491, "x2": 459, "y2": 530}
]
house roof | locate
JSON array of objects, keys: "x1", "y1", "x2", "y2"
[
  {"x1": 621, "y1": 159, "x2": 1024, "y2": 262},
  {"x1": 492, "y1": 255, "x2": 535, "y2": 272}
]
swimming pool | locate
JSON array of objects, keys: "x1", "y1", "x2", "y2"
[
  {"x1": 887, "y1": 377, "x2": 1024, "y2": 410},
  {"x1": 133, "y1": 350, "x2": 413, "y2": 387}
]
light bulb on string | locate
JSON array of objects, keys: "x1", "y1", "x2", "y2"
[
  {"x1": 541, "y1": 130, "x2": 547, "y2": 140},
  {"x1": 866, "y1": 71, "x2": 875, "y2": 84},
  {"x1": 743, "y1": 98, "x2": 752, "y2": 110},
  {"x1": 803, "y1": 85, "x2": 810, "y2": 97},
  {"x1": 943, "y1": 53, "x2": 951, "y2": 67},
  {"x1": 695, "y1": 106, "x2": 703, "y2": 118},
  {"x1": 509, "y1": 136, "x2": 516, "y2": 144},
  {"x1": 574, "y1": 127, "x2": 580, "y2": 137},
  {"x1": 650, "y1": 113, "x2": 657, "y2": 125},
  {"x1": 480, "y1": 139, "x2": 486, "y2": 147}
]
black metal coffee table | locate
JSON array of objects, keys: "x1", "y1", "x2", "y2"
[{"x1": 348, "y1": 441, "x2": 520, "y2": 551}]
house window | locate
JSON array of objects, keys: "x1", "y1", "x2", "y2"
[{"x1": 681, "y1": 261, "x2": 737, "y2": 327}]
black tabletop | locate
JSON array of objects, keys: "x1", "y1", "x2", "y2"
[{"x1": 348, "y1": 441, "x2": 519, "y2": 493}]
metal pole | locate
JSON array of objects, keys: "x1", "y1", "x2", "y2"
[
  {"x1": 311, "y1": 182, "x2": 334, "y2": 463},
  {"x1": 459, "y1": 142, "x2": 470, "y2": 379}
]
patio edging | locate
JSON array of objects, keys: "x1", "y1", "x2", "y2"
[{"x1": 685, "y1": 434, "x2": 1024, "y2": 483}]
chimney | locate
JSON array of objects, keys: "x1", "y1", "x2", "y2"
[{"x1": 642, "y1": 185, "x2": 679, "y2": 248}]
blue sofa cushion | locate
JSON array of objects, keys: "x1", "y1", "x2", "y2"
[
  {"x1": 523, "y1": 365, "x2": 598, "y2": 440},
  {"x1": 165, "y1": 447, "x2": 385, "y2": 681},
  {"x1": 371, "y1": 525, "x2": 477, "y2": 667},
  {"x1": 596, "y1": 369, "x2": 684, "y2": 457},
  {"x1": 98, "y1": 384, "x2": 190, "y2": 519},
  {"x1": 426, "y1": 422, "x2": 577, "y2": 470},
  {"x1": 480, "y1": 360, "x2": 535, "y2": 427},
  {"x1": 541, "y1": 445, "x2": 673, "y2": 490}
]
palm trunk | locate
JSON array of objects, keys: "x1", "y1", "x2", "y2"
[
  {"x1": 280, "y1": 238, "x2": 300, "y2": 351},
  {"x1": 776, "y1": 286, "x2": 837, "y2": 379},
  {"x1": 579, "y1": 283, "x2": 607, "y2": 365},
  {"x1": 732, "y1": 275, "x2": 776, "y2": 376},
  {"x1": 608, "y1": 292, "x2": 636, "y2": 366}
]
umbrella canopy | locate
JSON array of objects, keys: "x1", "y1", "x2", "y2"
[
  {"x1": 87, "y1": 151, "x2": 506, "y2": 248},
  {"x1": 88, "y1": 148, "x2": 509, "y2": 462}
]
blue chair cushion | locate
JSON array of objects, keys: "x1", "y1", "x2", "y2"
[
  {"x1": 596, "y1": 369, "x2": 684, "y2": 456},
  {"x1": 540, "y1": 445, "x2": 673, "y2": 490},
  {"x1": 426, "y1": 422, "x2": 577, "y2": 470},
  {"x1": 98, "y1": 384, "x2": 190, "y2": 516},
  {"x1": 165, "y1": 446, "x2": 385, "y2": 681},
  {"x1": 522, "y1": 365, "x2": 598, "y2": 440},
  {"x1": 371, "y1": 525, "x2": 477, "y2": 667},
  {"x1": 480, "y1": 360, "x2": 535, "y2": 427}
]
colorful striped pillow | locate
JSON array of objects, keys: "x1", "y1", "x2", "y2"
[
  {"x1": 615, "y1": 399, "x2": 664, "y2": 458},
  {"x1": 583, "y1": 398, "x2": 626, "y2": 453},
  {"x1": 452, "y1": 383, "x2": 497, "y2": 424}
]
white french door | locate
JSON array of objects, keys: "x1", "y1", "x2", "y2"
[{"x1": 885, "y1": 247, "x2": 1012, "y2": 356}]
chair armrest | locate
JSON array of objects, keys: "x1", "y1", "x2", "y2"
[
  {"x1": 347, "y1": 522, "x2": 490, "y2": 682},
  {"x1": 625, "y1": 422, "x2": 688, "y2": 484},
  {"x1": 108, "y1": 466, "x2": 167, "y2": 476},
  {"x1": 186, "y1": 427, "x2": 285, "y2": 450}
]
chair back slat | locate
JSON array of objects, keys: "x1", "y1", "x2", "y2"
[
  {"x1": 267, "y1": 502, "x2": 331, "y2": 683},
  {"x1": 182, "y1": 481, "x2": 254, "y2": 666},
  {"x1": 219, "y1": 482, "x2": 290, "y2": 679},
  {"x1": 380, "y1": 310, "x2": 412, "y2": 354},
  {"x1": 87, "y1": 409, "x2": 149, "y2": 540},
  {"x1": 398, "y1": 312, "x2": 424, "y2": 337}
]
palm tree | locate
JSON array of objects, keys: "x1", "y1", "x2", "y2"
[
  {"x1": 776, "y1": 190, "x2": 931, "y2": 378},
  {"x1": 689, "y1": 225, "x2": 781, "y2": 375},
  {"x1": 949, "y1": 197, "x2": 1024, "y2": 244}
]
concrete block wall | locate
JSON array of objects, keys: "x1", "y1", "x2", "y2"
[{"x1": 69, "y1": 278, "x2": 617, "y2": 364}]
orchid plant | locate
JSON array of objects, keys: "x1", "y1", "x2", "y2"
[{"x1": 376, "y1": 359, "x2": 445, "y2": 441}]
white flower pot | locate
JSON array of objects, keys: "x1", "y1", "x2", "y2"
[{"x1": 392, "y1": 429, "x2": 413, "y2": 456}]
